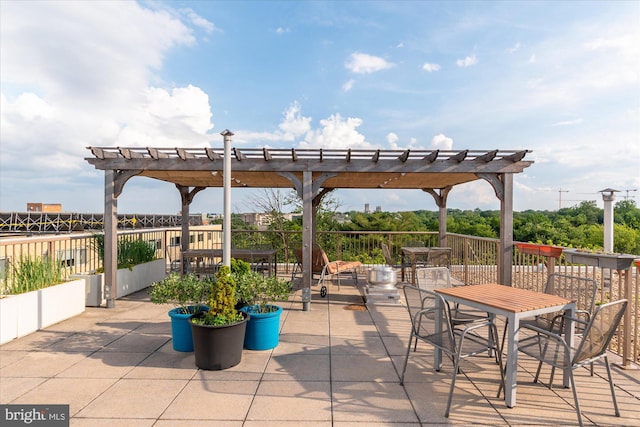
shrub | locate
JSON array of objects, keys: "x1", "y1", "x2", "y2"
[
  {"x1": 149, "y1": 273, "x2": 209, "y2": 314},
  {"x1": 194, "y1": 265, "x2": 243, "y2": 326}
]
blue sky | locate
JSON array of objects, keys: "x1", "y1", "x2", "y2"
[{"x1": 1, "y1": 1, "x2": 638, "y2": 215}]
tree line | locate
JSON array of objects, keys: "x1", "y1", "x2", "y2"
[{"x1": 220, "y1": 190, "x2": 640, "y2": 256}]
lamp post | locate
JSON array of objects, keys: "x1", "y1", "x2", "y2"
[
  {"x1": 600, "y1": 188, "x2": 619, "y2": 288},
  {"x1": 600, "y1": 188, "x2": 618, "y2": 253},
  {"x1": 221, "y1": 130, "x2": 234, "y2": 267}
]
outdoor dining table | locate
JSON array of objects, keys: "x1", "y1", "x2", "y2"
[
  {"x1": 400, "y1": 246, "x2": 452, "y2": 284},
  {"x1": 434, "y1": 283, "x2": 575, "y2": 408},
  {"x1": 182, "y1": 248, "x2": 277, "y2": 275}
]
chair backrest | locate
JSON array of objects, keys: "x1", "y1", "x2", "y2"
[
  {"x1": 415, "y1": 267, "x2": 451, "y2": 290},
  {"x1": 293, "y1": 246, "x2": 303, "y2": 265},
  {"x1": 573, "y1": 299, "x2": 627, "y2": 366},
  {"x1": 427, "y1": 248, "x2": 452, "y2": 268},
  {"x1": 544, "y1": 273, "x2": 598, "y2": 314},
  {"x1": 313, "y1": 244, "x2": 331, "y2": 273},
  {"x1": 402, "y1": 284, "x2": 456, "y2": 354},
  {"x1": 293, "y1": 244, "x2": 329, "y2": 274},
  {"x1": 381, "y1": 243, "x2": 394, "y2": 266}
]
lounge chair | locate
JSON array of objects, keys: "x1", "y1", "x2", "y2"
[{"x1": 293, "y1": 244, "x2": 361, "y2": 297}]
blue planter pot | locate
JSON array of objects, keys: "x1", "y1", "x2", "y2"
[
  {"x1": 168, "y1": 305, "x2": 208, "y2": 352},
  {"x1": 240, "y1": 304, "x2": 283, "y2": 350}
]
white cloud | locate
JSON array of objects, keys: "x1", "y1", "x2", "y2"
[
  {"x1": 456, "y1": 54, "x2": 478, "y2": 67},
  {"x1": 430, "y1": 134, "x2": 454, "y2": 150},
  {"x1": 386, "y1": 132, "x2": 399, "y2": 145},
  {"x1": 300, "y1": 113, "x2": 372, "y2": 149},
  {"x1": 0, "y1": 1, "x2": 216, "y2": 210},
  {"x1": 115, "y1": 85, "x2": 214, "y2": 147},
  {"x1": 342, "y1": 79, "x2": 355, "y2": 92},
  {"x1": 276, "y1": 27, "x2": 291, "y2": 34},
  {"x1": 506, "y1": 42, "x2": 521, "y2": 54},
  {"x1": 236, "y1": 102, "x2": 311, "y2": 144},
  {"x1": 422, "y1": 62, "x2": 441, "y2": 72},
  {"x1": 529, "y1": 54, "x2": 536, "y2": 63},
  {"x1": 278, "y1": 102, "x2": 312, "y2": 139},
  {"x1": 181, "y1": 8, "x2": 219, "y2": 34},
  {"x1": 345, "y1": 52, "x2": 394, "y2": 74},
  {"x1": 551, "y1": 118, "x2": 583, "y2": 127}
]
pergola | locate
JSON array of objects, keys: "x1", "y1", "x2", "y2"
[{"x1": 86, "y1": 132, "x2": 533, "y2": 310}]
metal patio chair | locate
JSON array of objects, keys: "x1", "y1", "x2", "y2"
[
  {"x1": 381, "y1": 242, "x2": 411, "y2": 281},
  {"x1": 400, "y1": 284, "x2": 504, "y2": 418},
  {"x1": 416, "y1": 267, "x2": 489, "y2": 326},
  {"x1": 517, "y1": 299, "x2": 627, "y2": 427}
]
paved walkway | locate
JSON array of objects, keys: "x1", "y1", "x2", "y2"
[{"x1": 1, "y1": 278, "x2": 639, "y2": 426}]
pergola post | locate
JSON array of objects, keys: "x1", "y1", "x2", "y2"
[
  {"x1": 179, "y1": 186, "x2": 190, "y2": 274},
  {"x1": 425, "y1": 187, "x2": 452, "y2": 247},
  {"x1": 302, "y1": 171, "x2": 313, "y2": 311},
  {"x1": 499, "y1": 173, "x2": 514, "y2": 286},
  {"x1": 177, "y1": 185, "x2": 206, "y2": 274},
  {"x1": 104, "y1": 170, "x2": 117, "y2": 308}
]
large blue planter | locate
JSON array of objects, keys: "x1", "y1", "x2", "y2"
[
  {"x1": 168, "y1": 306, "x2": 207, "y2": 352},
  {"x1": 240, "y1": 304, "x2": 283, "y2": 350}
]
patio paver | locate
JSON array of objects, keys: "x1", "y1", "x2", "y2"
[{"x1": 1, "y1": 275, "x2": 639, "y2": 426}]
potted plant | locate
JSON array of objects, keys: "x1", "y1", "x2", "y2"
[
  {"x1": 190, "y1": 265, "x2": 248, "y2": 370},
  {"x1": 149, "y1": 273, "x2": 209, "y2": 352},
  {"x1": 564, "y1": 248, "x2": 636, "y2": 270},
  {"x1": 515, "y1": 242, "x2": 563, "y2": 258},
  {"x1": 234, "y1": 266, "x2": 292, "y2": 350}
]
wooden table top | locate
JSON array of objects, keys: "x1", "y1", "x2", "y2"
[
  {"x1": 435, "y1": 283, "x2": 572, "y2": 314},
  {"x1": 183, "y1": 248, "x2": 275, "y2": 256},
  {"x1": 401, "y1": 246, "x2": 451, "y2": 255}
]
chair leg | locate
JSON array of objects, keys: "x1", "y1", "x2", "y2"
[
  {"x1": 568, "y1": 369, "x2": 584, "y2": 427},
  {"x1": 400, "y1": 334, "x2": 415, "y2": 385},
  {"x1": 445, "y1": 356, "x2": 461, "y2": 418},
  {"x1": 604, "y1": 356, "x2": 621, "y2": 417}
]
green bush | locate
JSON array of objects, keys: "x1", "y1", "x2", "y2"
[
  {"x1": 193, "y1": 265, "x2": 243, "y2": 326},
  {"x1": 234, "y1": 270, "x2": 292, "y2": 313},
  {"x1": 149, "y1": 273, "x2": 210, "y2": 314}
]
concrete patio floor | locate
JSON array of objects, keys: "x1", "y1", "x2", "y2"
[{"x1": 1, "y1": 276, "x2": 639, "y2": 426}]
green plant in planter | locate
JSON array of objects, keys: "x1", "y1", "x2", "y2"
[
  {"x1": 2, "y1": 255, "x2": 68, "y2": 295},
  {"x1": 230, "y1": 257, "x2": 251, "y2": 276},
  {"x1": 91, "y1": 234, "x2": 157, "y2": 272},
  {"x1": 149, "y1": 273, "x2": 210, "y2": 314},
  {"x1": 193, "y1": 265, "x2": 244, "y2": 326},
  {"x1": 234, "y1": 269, "x2": 292, "y2": 314}
]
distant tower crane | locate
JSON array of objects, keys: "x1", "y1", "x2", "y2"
[
  {"x1": 621, "y1": 189, "x2": 637, "y2": 201},
  {"x1": 558, "y1": 188, "x2": 569, "y2": 210}
]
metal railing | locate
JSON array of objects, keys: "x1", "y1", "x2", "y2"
[{"x1": 0, "y1": 227, "x2": 637, "y2": 364}]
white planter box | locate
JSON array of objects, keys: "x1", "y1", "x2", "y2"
[
  {"x1": 0, "y1": 279, "x2": 85, "y2": 345},
  {"x1": 72, "y1": 259, "x2": 167, "y2": 306}
]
